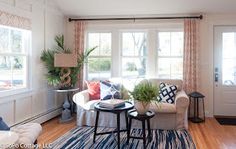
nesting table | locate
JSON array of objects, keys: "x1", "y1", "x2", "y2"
[
  {"x1": 93, "y1": 102, "x2": 134, "y2": 149},
  {"x1": 127, "y1": 110, "x2": 155, "y2": 149}
]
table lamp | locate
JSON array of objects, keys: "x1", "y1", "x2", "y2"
[{"x1": 54, "y1": 53, "x2": 77, "y2": 89}]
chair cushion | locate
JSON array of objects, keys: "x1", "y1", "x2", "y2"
[
  {"x1": 158, "y1": 82, "x2": 177, "y2": 104},
  {"x1": 85, "y1": 81, "x2": 100, "y2": 100},
  {"x1": 100, "y1": 81, "x2": 121, "y2": 100},
  {"x1": 0, "y1": 117, "x2": 10, "y2": 131},
  {"x1": 11, "y1": 123, "x2": 42, "y2": 145}
]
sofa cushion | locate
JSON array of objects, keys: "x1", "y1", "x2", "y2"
[
  {"x1": 159, "y1": 82, "x2": 177, "y2": 104},
  {"x1": 100, "y1": 81, "x2": 121, "y2": 100},
  {"x1": 150, "y1": 102, "x2": 176, "y2": 113},
  {"x1": 86, "y1": 81, "x2": 100, "y2": 100}
]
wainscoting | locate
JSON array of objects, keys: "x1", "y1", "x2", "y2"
[{"x1": 0, "y1": 0, "x2": 65, "y2": 126}]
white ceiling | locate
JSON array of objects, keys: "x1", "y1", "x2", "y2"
[{"x1": 55, "y1": 0, "x2": 236, "y2": 17}]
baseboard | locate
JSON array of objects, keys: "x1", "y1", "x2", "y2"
[
  {"x1": 214, "y1": 115, "x2": 236, "y2": 118},
  {"x1": 11, "y1": 107, "x2": 62, "y2": 127}
]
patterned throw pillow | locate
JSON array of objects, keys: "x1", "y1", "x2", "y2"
[
  {"x1": 85, "y1": 81, "x2": 100, "y2": 100},
  {"x1": 158, "y1": 82, "x2": 177, "y2": 104},
  {"x1": 100, "y1": 81, "x2": 121, "y2": 100}
]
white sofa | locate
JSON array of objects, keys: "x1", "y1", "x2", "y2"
[{"x1": 73, "y1": 78, "x2": 189, "y2": 130}]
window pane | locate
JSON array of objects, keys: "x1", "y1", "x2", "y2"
[
  {"x1": 122, "y1": 32, "x2": 147, "y2": 56},
  {"x1": 12, "y1": 56, "x2": 26, "y2": 87},
  {"x1": 0, "y1": 27, "x2": 9, "y2": 53},
  {"x1": 11, "y1": 30, "x2": 23, "y2": 53},
  {"x1": 158, "y1": 58, "x2": 183, "y2": 79},
  {"x1": 88, "y1": 33, "x2": 111, "y2": 56},
  {"x1": 122, "y1": 57, "x2": 146, "y2": 77},
  {"x1": 100, "y1": 33, "x2": 111, "y2": 55},
  {"x1": 171, "y1": 32, "x2": 183, "y2": 56},
  {"x1": 88, "y1": 58, "x2": 111, "y2": 80},
  {"x1": 0, "y1": 56, "x2": 26, "y2": 91},
  {"x1": 157, "y1": 31, "x2": 183, "y2": 79},
  {"x1": 158, "y1": 32, "x2": 171, "y2": 56}
]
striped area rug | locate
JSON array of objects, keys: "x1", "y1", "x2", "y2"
[{"x1": 49, "y1": 127, "x2": 195, "y2": 149}]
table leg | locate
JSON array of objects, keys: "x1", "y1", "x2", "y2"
[
  {"x1": 203, "y1": 98, "x2": 205, "y2": 121},
  {"x1": 142, "y1": 120, "x2": 146, "y2": 149},
  {"x1": 197, "y1": 98, "x2": 199, "y2": 118},
  {"x1": 117, "y1": 113, "x2": 120, "y2": 149},
  {"x1": 147, "y1": 119, "x2": 151, "y2": 141},
  {"x1": 194, "y1": 98, "x2": 197, "y2": 120},
  {"x1": 93, "y1": 111, "x2": 100, "y2": 143},
  {"x1": 127, "y1": 118, "x2": 132, "y2": 144}
]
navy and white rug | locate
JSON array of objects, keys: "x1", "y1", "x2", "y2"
[{"x1": 48, "y1": 127, "x2": 195, "y2": 149}]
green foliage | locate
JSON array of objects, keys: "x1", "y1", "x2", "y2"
[
  {"x1": 129, "y1": 81, "x2": 159, "y2": 103},
  {"x1": 88, "y1": 59, "x2": 111, "y2": 72},
  {"x1": 40, "y1": 35, "x2": 96, "y2": 88}
]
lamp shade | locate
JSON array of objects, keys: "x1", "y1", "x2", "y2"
[{"x1": 54, "y1": 53, "x2": 77, "y2": 67}]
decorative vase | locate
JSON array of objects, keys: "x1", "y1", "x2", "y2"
[{"x1": 134, "y1": 100, "x2": 150, "y2": 115}]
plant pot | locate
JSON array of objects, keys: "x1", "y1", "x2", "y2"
[{"x1": 134, "y1": 100, "x2": 150, "y2": 115}]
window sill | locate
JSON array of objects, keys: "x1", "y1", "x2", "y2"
[{"x1": 0, "y1": 88, "x2": 33, "y2": 101}]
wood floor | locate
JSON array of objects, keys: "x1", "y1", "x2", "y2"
[{"x1": 38, "y1": 117, "x2": 236, "y2": 149}]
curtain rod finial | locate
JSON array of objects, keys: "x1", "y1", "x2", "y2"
[
  {"x1": 199, "y1": 15, "x2": 203, "y2": 19},
  {"x1": 68, "y1": 18, "x2": 72, "y2": 22}
]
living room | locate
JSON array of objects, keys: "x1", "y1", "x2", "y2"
[{"x1": 0, "y1": 0, "x2": 236, "y2": 148}]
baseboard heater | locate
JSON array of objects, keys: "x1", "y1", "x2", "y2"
[{"x1": 11, "y1": 107, "x2": 62, "y2": 127}]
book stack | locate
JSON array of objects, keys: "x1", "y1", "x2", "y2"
[{"x1": 99, "y1": 99, "x2": 126, "y2": 109}]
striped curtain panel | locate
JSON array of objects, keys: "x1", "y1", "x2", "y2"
[
  {"x1": 0, "y1": 10, "x2": 31, "y2": 30},
  {"x1": 74, "y1": 21, "x2": 86, "y2": 90},
  {"x1": 183, "y1": 19, "x2": 199, "y2": 94}
]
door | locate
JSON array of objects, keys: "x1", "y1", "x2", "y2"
[{"x1": 214, "y1": 26, "x2": 236, "y2": 116}]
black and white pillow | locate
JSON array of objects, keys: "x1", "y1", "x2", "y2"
[{"x1": 158, "y1": 82, "x2": 177, "y2": 104}]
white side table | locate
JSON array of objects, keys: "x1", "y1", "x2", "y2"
[
  {"x1": 0, "y1": 131, "x2": 19, "y2": 149},
  {"x1": 54, "y1": 88, "x2": 80, "y2": 123}
]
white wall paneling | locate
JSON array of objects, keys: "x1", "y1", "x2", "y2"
[{"x1": 0, "y1": 0, "x2": 65, "y2": 126}]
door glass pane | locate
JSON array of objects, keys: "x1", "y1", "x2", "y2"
[{"x1": 222, "y1": 32, "x2": 236, "y2": 85}]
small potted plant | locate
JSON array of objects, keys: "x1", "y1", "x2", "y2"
[{"x1": 129, "y1": 81, "x2": 159, "y2": 115}]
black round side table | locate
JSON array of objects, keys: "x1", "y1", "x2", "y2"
[
  {"x1": 93, "y1": 101, "x2": 134, "y2": 149},
  {"x1": 127, "y1": 110, "x2": 155, "y2": 149},
  {"x1": 188, "y1": 91, "x2": 205, "y2": 123}
]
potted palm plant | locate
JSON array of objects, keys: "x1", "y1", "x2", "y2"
[
  {"x1": 40, "y1": 35, "x2": 96, "y2": 89},
  {"x1": 129, "y1": 81, "x2": 159, "y2": 115}
]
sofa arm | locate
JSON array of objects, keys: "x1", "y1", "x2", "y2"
[
  {"x1": 175, "y1": 90, "x2": 189, "y2": 109},
  {"x1": 73, "y1": 90, "x2": 90, "y2": 107},
  {"x1": 175, "y1": 89, "x2": 189, "y2": 129}
]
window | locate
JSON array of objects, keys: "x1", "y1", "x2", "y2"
[
  {"x1": 157, "y1": 32, "x2": 183, "y2": 79},
  {"x1": 0, "y1": 25, "x2": 31, "y2": 91},
  {"x1": 87, "y1": 32, "x2": 112, "y2": 80},
  {"x1": 121, "y1": 32, "x2": 147, "y2": 77}
]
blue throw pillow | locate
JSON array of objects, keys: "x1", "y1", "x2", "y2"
[
  {"x1": 100, "y1": 81, "x2": 121, "y2": 100},
  {"x1": 0, "y1": 117, "x2": 10, "y2": 131}
]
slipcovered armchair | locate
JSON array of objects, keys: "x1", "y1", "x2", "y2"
[{"x1": 73, "y1": 78, "x2": 189, "y2": 130}]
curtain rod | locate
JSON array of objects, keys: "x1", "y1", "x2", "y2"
[{"x1": 68, "y1": 15, "x2": 203, "y2": 22}]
